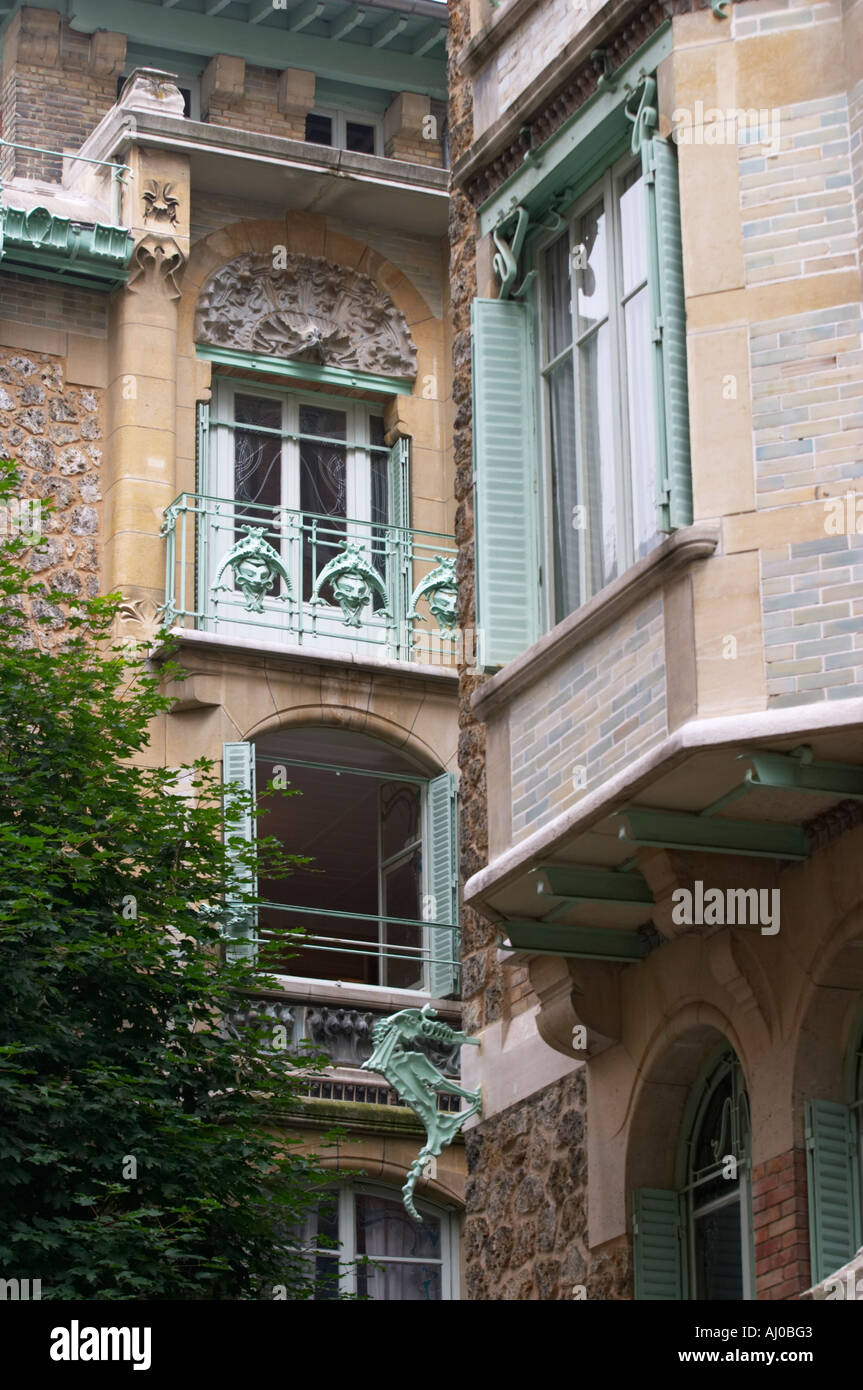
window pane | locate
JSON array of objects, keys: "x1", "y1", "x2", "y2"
[
  {"x1": 234, "y1": 394, "x2": 281, "y2": 510},
  {"x1": 382, "y1": 848, "x2": 422, "y2": 990},
  {"x1": 575, "y1": 199, "x2": 608, "y2": 334},
  {"x1": 543, "y1": 233, "x2": 572, "y2": 361},
  {"x1": 624, "y1": 286, "x2": 659, "y2": 560},
  {"x1": 693, "y1": 1200, "x2": 744, "y2": 1300},
  {"x1": 299, "y1": 404, "x2": 347, "y2": 602},
  {"x1": 369, "y1": 417, "x2": 388, "y2": 590},
  {"x1": 355, "y1": 1193, "x2": 441, "y2": 1260},
  {"x1": 380, "y1": 781, "x2": 421, "y2": 860},
  {"x1": 619, "y1": 165, "x2": 648, "y2": 295},
  {"x1": 359, "y1": 1261, "x2": 442, "y2": 1301},
  {"x1": 579, "y1": 325, "x2": 617, "y2": 592},
  {"x1": 548, "y1": 357, "x2": 580, "y2": 622},
  {"x1": 306, "y1": 112, "x2": 332, "y2": 146},
  {"x1": 346, "y1": 121, "x2": 376, "y2": 155}
]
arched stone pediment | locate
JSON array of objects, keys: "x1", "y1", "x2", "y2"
[{"x1": 194, "y1": 251, "x2": 418, "y2": 379}]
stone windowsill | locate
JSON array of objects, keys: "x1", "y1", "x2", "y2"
[
  {"x1": 472, "y1": 522, "x2": 720, "y2": 723},
  {"x1": 152, "y1": 626, "x2": 460, "y2": 690}
]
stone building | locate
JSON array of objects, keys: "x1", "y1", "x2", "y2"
[
  {"x1": 0, "y1": 0, "x2": 465, "y2": 1299},
  {"x1": 450, "y1": 0, "x2": 863, "y2": 1299}
]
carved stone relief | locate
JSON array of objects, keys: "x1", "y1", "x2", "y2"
[
  {"x1": 194, "y1": 252, "x2": 418, "y2": 378},
  {"x1": 127, "y1": 233, "x2": 186, "y2": 298}
]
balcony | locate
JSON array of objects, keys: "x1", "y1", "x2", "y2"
[{"x1": 161, "y1": 491, "x2": 461, "y2": 666}]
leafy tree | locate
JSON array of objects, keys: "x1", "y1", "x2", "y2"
[{"x1": 0, "y1": 468, "x2": 337, "y2": 1300}]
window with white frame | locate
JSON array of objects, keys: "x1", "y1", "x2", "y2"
[
  {"x1": 305, "y1": 108, "x2": 382, "y2": 156},
  {"x1": 300, "y1": 1183, "x2": 459, "y2": 1300},
  {"x1": 539, "y1": 155, "x2": 660, "y2": 623},
  {"x1": 685, "y1": 1052, "x2": 752, "y2": 1300}
]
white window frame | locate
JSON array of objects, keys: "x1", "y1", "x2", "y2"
[
  {"x1": 306, "y1": 106, "x2": 383, "y2": 156},
  {"x1": 307, "y1": 1182, "x2": 460, "y2": 1300},
  {"x1": 685, "y1": 1055, "x2": 754, "y2": 1301},
  {"x1": 535, "y1": 149, "x2": 657, "y2": 627},
  {"x1": 206, "y1": 378, "x2": 386, "y2": 647}
]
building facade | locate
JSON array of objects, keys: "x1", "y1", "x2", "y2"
[
  {"x1": 451, "y1": 0, "x2": 863, "y2": 1299},
  {"x1": 1, "y1": 0, "x2": 465, "y2": 1299}
]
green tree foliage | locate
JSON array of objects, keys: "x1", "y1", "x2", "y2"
[{"x1": 0, "y1": 470, "x2": 335, "y2": 1300}]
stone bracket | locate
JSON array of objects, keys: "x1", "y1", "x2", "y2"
[{"x1": 528, "y1": 953, "x2": 623, "y2": 1059}]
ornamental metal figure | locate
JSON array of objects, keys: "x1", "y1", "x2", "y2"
[
  {"x1": 312, "y1": 540, "x2": 389, "y2": 627},
  {"x1": 362, "y1": 1004, "x2": 481, "y2": 1222},
  {"x1": 212, "y1": 525, "x2": 291, "y2": 613},
  {"x1": 408, "y1": 555, "x2": 459, "y2": 633}
]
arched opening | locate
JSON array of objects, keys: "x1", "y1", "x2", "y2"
[{"x1": 246, "y1": 726, "x2": 457, "y2": 995}]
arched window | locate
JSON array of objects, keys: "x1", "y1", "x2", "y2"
[
  {"x1": 300, "y1": 1182, "x2": 459, "y2": 1300},
  {"x1": 633, "y1": 1046, "x2": 753, "y2": 1300},
  {"x1": 222, "y1": 727, "x2": 459, "y2": 997},
  {"x1": 685, "y1": 1050, "x2": 752, "y2": 1300}
]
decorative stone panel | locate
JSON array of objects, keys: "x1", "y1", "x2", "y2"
[{"x1": 194, "y1": 252, "x2": 418, "y2": 378}]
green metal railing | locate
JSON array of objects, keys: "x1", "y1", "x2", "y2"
[
  {"x1": 233, "y1": 901, "x2": 460, "y2": 993},
  {"x1": 162, "y1": 491, "x2": 460, "y2": 665}
]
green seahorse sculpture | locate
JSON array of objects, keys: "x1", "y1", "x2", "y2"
[{"x1": 362, "y1": 1004, "x2": 481, "y2": 1222}]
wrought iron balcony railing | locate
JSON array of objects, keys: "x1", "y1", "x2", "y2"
[{"x1": 161, "y1": 492, "x2": 461, "y2": 665}]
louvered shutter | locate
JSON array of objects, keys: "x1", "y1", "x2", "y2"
[
  {"x1": 471, "y1": 297, "x2": 540, "y2": 669},
  {"x1": 805, "y1": 1099, "x2": 862, "y2": 1285},
  {"x1": 387, "y1": 436, "x2": 411, "y2": 656},
  {"x1": 426, "y1": 771, "x2": 458, "y2": 999},
  {"x1": 222, "y1": 741, "x2": 257, "y2": 964},
  {"x1": 643, "y1": 136, "x2": 692, "y2": 533},
  {"x1": 633, "y1": 1188, "x2": 685, "y2": 1300}
]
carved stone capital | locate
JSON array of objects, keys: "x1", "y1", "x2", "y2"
[
  {"x1": 118, "y1": 69, "x2": 185, "y2": 117},
  {"x1": 127, "y1": 233, "x2": 187, "y2": 299},
  {"x1": 195, "y1": 252, "x2": 418, "y2": 379}
]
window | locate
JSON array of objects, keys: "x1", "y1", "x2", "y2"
[
  {"x1": 300, "y1": 1183, "x2": 459, "y2": 1300},
  {"x1": 305, "y1": 108, "x2": 381, "y2": 156},
  {"x1": 539, "y1": 156, "x2": 659, "y2": 622},
  {"x1": 202, "y1": 380, "x2": 396, "y2": 647},
  {"x1": 222, "y1": 728, "x2": 459, "y2": 997},
  {"x1": 685, "y1": 1052, "x2": 752, "y2": 1300},
  {"x1": 471, "y1": 92, "x2": 691, "y2": 668},
  {"x1": 633, "y1": 1049, "x2": 753, "y2": 1300}
]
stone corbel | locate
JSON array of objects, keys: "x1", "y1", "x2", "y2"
[
  {"x1": 127, "y1": 233, "x2": 187, "y2": 299},
  {"x1": 636, "y1": 847, "x2": 695, "y2": 941},
  {"x1": 528, "y1": 953, "x2": 623, "y2": 1060},
  {"x1": 88, "y1": 31, "x2": 126, "y2": 79},
  {"x1": 201, "y1": 54, "x2": 246, "y2": 116},
  {"x1": 5, "y1": 8, "x2": 60, "y2": 67}
]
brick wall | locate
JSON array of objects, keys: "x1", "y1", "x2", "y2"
[
  {"x1": 508, "y1": 598, "x2": 668, "y2": 843},
  {"x1": 1, "y1": 12, "x2": 124, "y2": 182},
  {"x1": 752, "y1": 1148, "x2": 811, "y2": 1299},
  {"x1": 739, "y1": 94, "x2": 856, "y2": 288},
  {"x1": 206, "y1": 65, "x2": 305, "y2": 142},
  {"x1": 732, "y1": 0, "x2": 843, "y2": 39},
  {"x1": 0, "y1": 274, "x2": 108, "y2": 340},
  {"x1": 761, "y1": 535, "x2": 863, "y2": 703}
]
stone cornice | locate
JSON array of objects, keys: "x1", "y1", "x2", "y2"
[
  {"x1": 460, "y1": 0, "x2": 545, "y2": 76},
  {"x1": 453, "y1": 0, "x2": 696, "y2": 207},
  {"x1": 472, "y1": 523, "x2": 720, "y2": 722}
]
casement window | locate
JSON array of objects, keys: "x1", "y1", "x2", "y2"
[
  {"x1": 221, "y1": 727, "x2": 459, "y2": 997},
  {"x1": 633, "y1": 1051, "x2": 753, "y2": 1300},
  {"x1": 805, "y1": 1019, "x2": 863, "y2": 1286},
  {"x1": 472, "y1": 115, "x2": 691, "y2": 666},
  {"x1": 299, "y1": 1183, "x2": 459, "y2": 1300},
  {"x1": 198, "y1": 380, "x2": 408, "y2": 649},
  {"x1": 305, "y1": 108, "x2": 382, "y2": 156}
]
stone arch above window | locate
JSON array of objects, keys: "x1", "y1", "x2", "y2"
[{"x1": 194, "y1": 251, "x2": 418, "y2": 379}]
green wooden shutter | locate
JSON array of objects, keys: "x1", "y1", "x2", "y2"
[
  {"x1": 633, "y1": 1188, "x2": 685, "y2": 1300},
  {"x1": 426, "y1": 771, "x2": 458, "y2": 999},
  {"x1": 222, "y1": 741, "x2": 257, "y2": 964},
  {"x1": 805, "y1": 1099, "x2": 861, "y2": 1285},
  {"x1": 471, "y1": 297, "x2": 539, "y2": 669},
  {"x1": 643, "y1": 136, "x2": 692, "y2": 533},
  {"x1": 388, "y1": 436, "x2": 411, "y2": 656}
]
